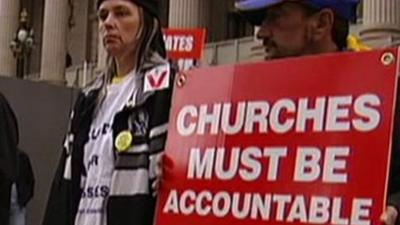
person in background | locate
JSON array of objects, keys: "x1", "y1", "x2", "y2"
[
  {"x1": 9, "y1": 150, "x2": 35, "y2": 225},
  {"x1": 0, "y1": 92, "x2": 19, "y2": 225},
  {"x1": 0, "y1": 92, "x2": 35, "y2": 225}
]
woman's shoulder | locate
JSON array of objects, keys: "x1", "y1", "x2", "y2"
[
  {"x1": 142, "y1": 52, "x2": 177, "y2": 77},
  {"x1": 80, "y1": 72, "x2": 106, "y2": 96},
  {"x1": 71, "y1": 73, "x2": 106, "y2": 112}
]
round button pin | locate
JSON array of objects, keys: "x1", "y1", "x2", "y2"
[{"x1": 115, "y1": 130, "x2": 133, "y2": 152}]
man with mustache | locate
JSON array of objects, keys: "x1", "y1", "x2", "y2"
[
  {"x1": 235, "y1": 0, "x2": 400, "y2": 224},
  {"x1": 237, "y1": 0, "x2": 357, "y2": 59}
]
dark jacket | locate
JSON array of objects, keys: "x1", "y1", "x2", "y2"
[
  {"x1": 42, "y1": 64, "x2": 175, "y2": 225},
  {"x1": 0, "y1": 92, "x2": 19, "y2": 225},
  {"x1": 16, "y1": 150, "x2": 35, "y2": 208}
]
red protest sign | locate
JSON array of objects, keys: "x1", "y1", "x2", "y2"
[
  {"x1": 155, "y1": 48, "x2": 399, "y2": 225},
  {"x1": 163, "y1": 28, "x2": 206, "y2": 60}
]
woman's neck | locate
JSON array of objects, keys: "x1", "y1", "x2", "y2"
[{"x1": 115, "y1": 52, "x2": 138, "y2": 77}]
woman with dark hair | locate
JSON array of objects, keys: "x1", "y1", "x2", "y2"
[{"x1": 42, "y1": 1, "x2": 174, "y2": 225}]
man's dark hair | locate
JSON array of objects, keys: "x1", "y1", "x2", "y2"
[
  {"x1": 331, "y1": 15, "x2": 349, "y2": 50},
  {"x1": 302, "y1": 4, "x2": 350, "y2": 50}
]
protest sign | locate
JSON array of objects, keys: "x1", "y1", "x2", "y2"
[{"x1": 156, "y1": 49, "x2": 399, "y2": 225}]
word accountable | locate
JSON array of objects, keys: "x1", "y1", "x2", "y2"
[{"x1": 163, "y1": 190, "x2": 371, "y2": 225}]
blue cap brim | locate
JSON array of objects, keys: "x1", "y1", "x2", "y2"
[
  {"x1": 307, "y1": 0, "x2": 359, "y2": 22},
  {"x1": 236, "y1": 0, "x2": 359, "y2": 25},
  {"x1": 235, "y1": 0, "x2": 283, "y2": 11}
]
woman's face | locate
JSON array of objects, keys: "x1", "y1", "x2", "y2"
[{"x1": 98, "y1": 0, "x2": 142, "y2": 58}]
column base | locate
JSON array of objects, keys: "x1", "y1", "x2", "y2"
[{"x1": 360, "y1": 26, "x2": 400, "y2": 48}]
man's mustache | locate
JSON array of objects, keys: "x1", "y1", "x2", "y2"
[{"x1": 249, "y1": 42, "x2": 276, "y2": 60}]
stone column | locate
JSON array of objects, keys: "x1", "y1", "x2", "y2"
[
  {"x1": 168, "y1": 0, "x2": 210, "y2": 28},
  {"x1": 40, "y1": 0, "x2": 68, "y2": 84},
  {"x1": 0, "y1": 0, "x2": 20, "y2": 76},
  {"x1": 360, "y1": 0, "x2": 400, "y2": 48},
  {"x1": 69, "y1": 0, "x2": 89, "y2": 65}
]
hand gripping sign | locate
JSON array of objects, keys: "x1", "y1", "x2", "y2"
[{"x1": 155, "y1": 48, "x2": 400, "y2": 225}]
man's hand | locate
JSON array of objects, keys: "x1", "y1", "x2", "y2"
[
  {"x1": 151, "y1": 153, "x2": 163, "y2": 196},
  {"x1": 151, "y1": 153, "x2": 174, "y2": 196},
  {"x1": 381, "y1": 206, "x2": 398, "y2": 225}
]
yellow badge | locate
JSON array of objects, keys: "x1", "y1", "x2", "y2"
[{"x1": 115, "y1": 130, "x2": 133, "y2": 152}]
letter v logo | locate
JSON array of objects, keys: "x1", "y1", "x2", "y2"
[
  {"x1": 144, "y1": 64, "x2": 170, "y2": 92},
  {"x1": 148, "y1": 71, "x2": 167, "y2": 88}
]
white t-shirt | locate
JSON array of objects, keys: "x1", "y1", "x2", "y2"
[{"x1": 74, "y1": 71, "x2": 138, "y2": 225}]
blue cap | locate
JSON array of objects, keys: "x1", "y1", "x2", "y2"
[{"x1": 235, "y1": 0, "x2": 360, "y2": 25}]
